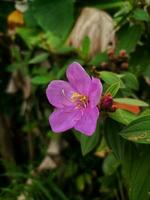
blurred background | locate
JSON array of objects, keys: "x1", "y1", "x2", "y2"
[{"x1": 0, "y1": 0, "x2": 150, "y2": 199}]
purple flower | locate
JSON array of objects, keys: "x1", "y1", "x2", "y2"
[{"x1": 46, "y1": 62, "x2": 103, "y2": 136}]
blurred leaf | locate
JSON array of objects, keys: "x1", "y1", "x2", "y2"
[
  {"x1": 114, "y1": 98, "x2": 149, "y2": 107},
  {"x1": 48, "y1": 180, "x2": 70, "y2": 200},
  {"x1": 102, "y1": 153, "x2": 120, "y2": 175},
  {"x1": 31, "y1": 75, "x2": 52, "y2": 85},
  {"x1": 0, "y1": 1, "x2": 14, "y2": 31},
  {"x1": 75, "y1": 121, "x2": 101, "y2": 156},
  {"x1": 143, "y1": 66, "x2": 150, "y2": 77},
  {"x1": 81, "y1": 36, "x2": 90, "y2": 59},
  {"x1": 84, "y1": 174, "x2": 92, "y2": 185},
  {"x1": 32, "y1": 67, "x2": 48, "y2": 75},
  {"x1": 80, "y1": 131, "x2": 100, "y2": 156},
  {"x1": 128, "y1": 147, "x2": 150, "y2": 200},
  {"x1": 30, "y1": 0, "x2": 74, "y2": 38},
  {"x1": 133, "y1": 8, "x2": 150, "y2": 21},
  {"x1": 95, "y1": 137, "x2": 109, "y2": 158},
  {"x1": 104, "y1": 118, "x2": 125, "y2": 160},
  {"x1": 89, "y1": 52, "x2": 108, "y2": 66},
  {"x1": 64, "y1": 161, "x2": 77, "y2": 178},
  {"x1": 114, "y1": 2, "x2": 132, "y2": 18},
  {"x1": 56, "y1": 64, "x2": 68, "y2": 79},
  {"x1": 116, "y1": 24, "x2": 143, "y2": 53},
  {"x1": 129, "y1": 46, "x2": 150, "y2": 76},
  {"x1": 17, "y1": 27, "x2": 41, "y2": 48},
  {"x1": 44, "y1": 31, "x2": 63, "y2": 49},
  {"x1": 140, "y1": 108, "x2": 150, "y2": 116},
  {"x1": 122, "y1": 72, "x2": 139, "y2": 90},
  {"x1": 105, "y1": 81, "x2": 120, "y2": 97},
  {"x1": 76, "y1": 175, "x2": 85, "y2": 191},
  {"x1": 32, "y1": 179, "x2": 53, "y2": 200},
  {"x1": 54, "y1": 46, "x2": 74, "y2": 54},
  {"x1": 84, "y1": 0, "x2": 127, "y2": 10},
  {"x1": 24, "y1": 9, "x2": 37, "y2": 27},
  {"x1": 22, "y1": 122, "x2": 37, "y2": 132},
  {"x1": 7, "y1": 63, "x2": 21, "y2": 72},
  {"x1": 100, "y1": 71, "x2": 125, "y2": 88},
  {"x1": 120, "y1": 115, "x2": 150, "y2": 143},
  {"x1": 105, "y1": 119, "x2": 150, "y2": 200},
  {"x1": 108, "y1": 109, "x2": 137, "y2": 125},
  {"x1": 29, "y1": 53, "x2": 49, "y2": 64}
]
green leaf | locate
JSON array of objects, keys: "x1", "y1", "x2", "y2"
[
  {"x1": 32, "y1": 67, "x2": 48, "y2": 75},
  {"x1": 105, "y1": 81, "x2": 120, "y2": 97},
  {"x1": 128, "y1": 147, "x2": 150, "y2": 200},
  {"x1": 80, "y1": 132, "x2": 100, "y2": 156},
  {"x1": 7, "y1": 63, "x2": 22, "y2": 72},
  {"x1": 102, "y1": 153, "x2": 120, "y2": 175},
  {"x1": 48, "y1": 180, "x2": 70, "y2": 200},
  {"x1": 114, "y1": 98, "x2": 149, "y2": 107},
  {"x1": 105, "y1": 119, "x2": 150, "y2": 200},
  {"x1": 104, "y1": 118, "x2": 126, "y2": 160},
  {"x1": 129, "y1": 46, "x2": 150, "y2": 76},
  {"x1": 76, "y1": 175, "x2": 85, "y2": 191},
  {"x1": 129, "y1": 157, "x2": 150, "y2": 200},
  {"x1": 29, "y1": 53, "x2": 49, "y2": 64},
  {"x1": 85, "y1": 1, "x2": 128, "y2": 10},
  {"x1": 56, "y1": 65, "x2": 68, "y2": 79},
  {"x1": 122, "y1": 72, "x2": 139, "y2": 90},
  {"x1": 89, "y1": 52, "x2": 108, "y2": 66},
  {"x1": 100, "y1": 71, "x2": 124, "y2": 88},
  {"x1": 44, "y1": 31, "x2": 64, "y2": 49},
  {"x1": 31, "y1": 75, "x2": 52, "y2": 85},
  {"x1": 32, "y1": 179, "x2": 54, "y2": 200},
  {"x1": 108, "y1": 109, "x2": 137, "y2": 125},
  {"x1": 17, "y1": 27, "x2": 41, "y2": 48},
  {"x1": 133, "y1": 8, "x2": 150, "y2": 21},
  {"x1": 75, "y1": 121, "x2": 101, "y2": 156},
  {"x1": 116, "y1": 24, "x2": 143, "y2": 54},
  {"x1": 24, "y1": 9, "x2": 38, "y2": 28},
  {"x1": 30, "y1": 0, "x2": 74, "y2": 38},
  {"x1": 120, "y1": 115, "x2": 150, "y2": 143},
  {"x1": 140, "y1": 108, "x2": 150, "y2": 117},
  {"x1": 81, "y1": 36, "x2": 90, "y2": 58},
  {"x1": 95, "y1": 137, "x2": 109, "y2": 156},
  {"x1": 114, "y1": 2, "x2": 132, "y2": 18}
]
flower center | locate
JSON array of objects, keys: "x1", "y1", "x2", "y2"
[{"x1": 71, "y1": 92, "x2": 88, "y2": 109}]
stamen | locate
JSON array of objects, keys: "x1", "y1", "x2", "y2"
[
  {"x1": 61, "y1": 90, "x2": 88, "y2": 108},
  {"x1": 71, "y1": 92, "x2": 88, "y2": 109}
]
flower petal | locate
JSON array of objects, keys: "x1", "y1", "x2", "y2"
[
  {"x1": 89, "y1": 77, "x2": 103, "y2": 108},
  {"x1": 49, "y1": 107, "x2": 82, "y2": 133},
  {"x1": 74, "y1": 106, "x2": 99, "y2": 136},
  {"x1": 66, "y1": 62, "x2": 91, "y2": 95},
  {"x1": 46, "y1": 80, "x2": 74, "y2": 108}
]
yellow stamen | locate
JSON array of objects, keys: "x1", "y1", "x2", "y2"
[{"x1": 71, "y1": 92, "x2": 88, "y2": 109}]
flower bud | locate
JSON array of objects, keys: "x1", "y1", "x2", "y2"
[
  {"x1": 119, "y1": 49, "x2": 127, "y2": 58},
  {"x1": 121, "y1": 62, "x2": 128, "y2": 70},
  {"x1": 101, "y1": 62, "x2": 109, "y2": 69},
  {"x1": 110, "y1": 104, "x2": 117, "y2": 112},
  {"x1": 107, "y1": 48, "x2": 115, "y2": 57},
  {"x1": 101, "y1": 94, "x2": 113, "y2": 110}
]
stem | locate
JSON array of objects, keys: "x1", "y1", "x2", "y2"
[
  {"x1": 0, "y1": 115, "x2": 16, "y2": 171},
  {"x1": 117, "y1": 172, "x2": 125, "y2": 200},
  {"x1": 114, "y1": 189, "x2": 120, "y2": 200}
]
